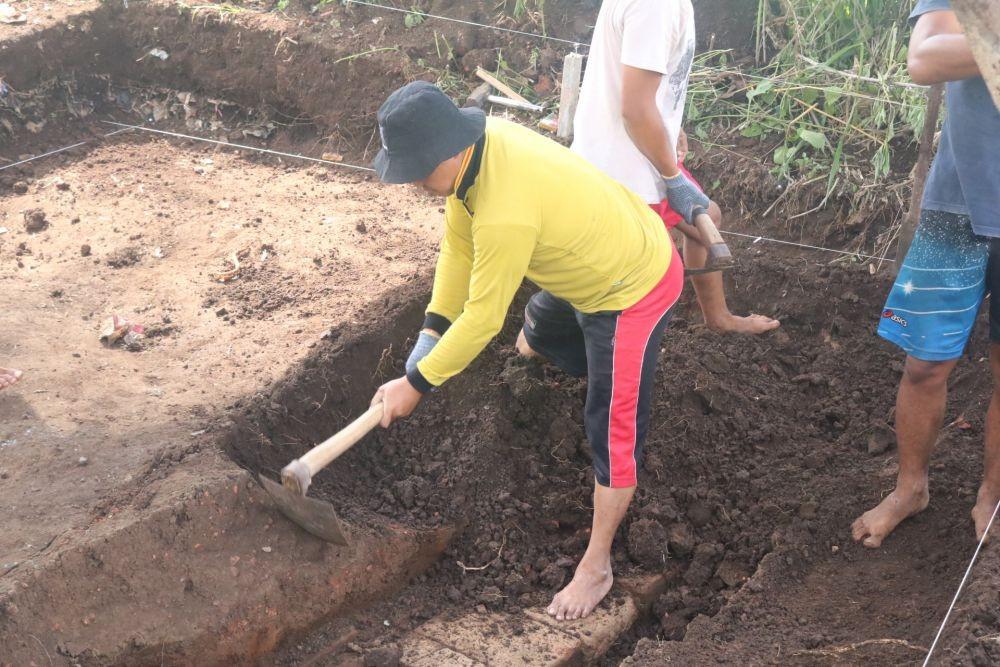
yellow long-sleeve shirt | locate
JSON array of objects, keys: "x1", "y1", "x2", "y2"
[{"x1": 413, "y1": 118, "x2": 673, "y2": 390}]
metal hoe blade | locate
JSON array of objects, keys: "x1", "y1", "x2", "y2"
[{"x1": 259, "y1": 475, "x2": 350, "y2": 545}]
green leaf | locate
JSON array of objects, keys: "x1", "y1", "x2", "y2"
[
  {"x1": 741, "y1": 123, "x2": 764, "y2": 138},
  {"x1": 798, "y1": 128, "x2": 827, "y2": 150},
  {"x1": 798, "y1": 87, "x2": 819, "y2": 105},
  {"x1": 747, "y1": 79, "x2": 774, "y2": 102}
]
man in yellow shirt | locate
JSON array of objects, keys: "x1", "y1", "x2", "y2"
[{"x1": 371, "y1": 82, "x2": 683, "y2": 621}]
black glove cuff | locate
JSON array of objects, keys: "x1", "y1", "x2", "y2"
[
  {"x1": 422, "y1": 312, "x2": 452, "y2": 337},
  {"x1": 406, "y1": 366, "x2": 435, "y2": 394}
]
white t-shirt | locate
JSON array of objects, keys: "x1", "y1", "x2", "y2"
[{"x1": 571, "y1": 0, "x2": 696, "y2": 204}]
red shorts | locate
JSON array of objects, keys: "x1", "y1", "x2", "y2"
[
  {"x1": 649, "y1": 164, "x2": 704, "y2": 230},
  {"x1": 521, "y1": 247, "x2": 684, "y2": 487}
]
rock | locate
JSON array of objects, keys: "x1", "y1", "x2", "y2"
[
  {"x1": 500, "y1": 356, "x2": 545, "y2": 402},
  {"x1": 363, "y1": 643, "x2": 402, "y2": 667},
  {"x1": 627, "y1": 518, "x2": 669, "y2": 567},
  {"x1": 77, "y1": 457, "x2": 88, "y2": 467},
  {"x1": 504, "y1": 572, "x2": 530, "y2": 596},
  {"x1": 539, "y1": 563, "x2": 565, "y2": 589},
  {"x1": 80, "y1": 244, "x2": 91, "y2": 257},
  {"x1": 13, "y1": 181, "x2": 28, "y2": 194},
  {"x1": 686, "y1": 500, "x2": 714, "y2": 528},
  {"x1": 23, "y1": 208, "x2": 47, "y2": 233},
  {"x1": 355, "y1": 221, "x2": 367, "y2": 233},
  {"x1": 867, "y1": 423, "x2": 895, "y2": 455},
  {"x1": 533, "y1": 74, "x2": 555, "y2": 96},
  {"x1": 683, "y1": 543, "x2": 722, "y2": 587},
  {"x1": 394, "y1": 479, "x2": 416, "y2": 509},
  {"x1": 798, "y1": 501, "x2": 818, "y2": 519},
  {"x1": 715, "y1": 557, "x2": 750, "y2": 587},
  {"x1": 702, "y1": 351, "x2": 730, "y2": 374},
  {"x1": 667, "y1": 522, "x2": 696, "y2": 558},
  {"x1": 106, "y1": 246, "x2": 142, "y2": 268}
]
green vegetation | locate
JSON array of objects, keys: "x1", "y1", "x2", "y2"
[{"x1": 688, "y1": 0, "x2": 925, "y2": 203}]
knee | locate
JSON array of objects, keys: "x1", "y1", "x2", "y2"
[
  {"x1": 902, "y1": 357, "x2": 952, "y2": 389},
  {"x1": 515, "y1": 328, "x2": 536, "y2": 357},
  {"x1": 707, "y1": 201, "x2": 722, "y2": 229}
]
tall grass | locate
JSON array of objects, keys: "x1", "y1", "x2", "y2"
[{"x1": 688, "y1": 0, "x2": 926, "y2": 204}]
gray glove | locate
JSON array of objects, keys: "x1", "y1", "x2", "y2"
[
  {"x1": 405, "y1": 331, "x2": 440, "y2": 375},
  {"x1": 663, "y1": 171, "x2": 711, "y2": 225}
]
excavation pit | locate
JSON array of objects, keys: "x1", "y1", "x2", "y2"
[{"x1": 3, "y1": 2, "x2": 1000, "y2": 665}]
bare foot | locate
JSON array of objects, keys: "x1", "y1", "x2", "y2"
[
  {"x1": 706, "y1": 313, "x2": 781, "y2": 336},
  {"x1": 0, "y1": 367, "x2": 22, "y2": 391},
  {"x1": 546, "y1": 559, "x2": 613, "y2": 621},
  {"x1": 852, "y1": 485, "x2": 930, "y2": 548},
  {"x1": 971, "y1": 486, "x2": 1000, "y2": 542}
]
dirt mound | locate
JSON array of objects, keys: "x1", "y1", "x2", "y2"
[{"x1": 232, "y1": 250, "x2": 987, "y2": 664}]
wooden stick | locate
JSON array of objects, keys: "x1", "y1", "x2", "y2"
[
  {"x1": 895, "y1": 83, "x2": 944, "y2": 276},
  {"x1": 475, "y1": 67, "x2": 529, "y2": 104},
  {"x1": 558, "y1": 53, "x2": 584, "y2": 140}
]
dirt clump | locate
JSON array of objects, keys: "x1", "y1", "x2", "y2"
[
  {"x1": 22, "y1": 207, "x2": 47, "y2": 232},
  {"x1": 627, "y1": 518, "x2": 669, "y2": 567},
  {"x1": 106, "y1": 244, "x2": 142, "y2": 268}
]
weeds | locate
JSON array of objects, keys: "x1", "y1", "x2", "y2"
[{"x1": 687, "y1": 0, "x2": 925, "y2": 205}]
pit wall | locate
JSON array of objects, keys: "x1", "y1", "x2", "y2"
[{"x1": 0, "y1": 286, "x2": 441, "y2": 666}]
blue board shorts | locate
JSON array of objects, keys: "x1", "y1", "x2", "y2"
[{"x1": 879, "y1": 210, "x2": 1000, "y2": 361}]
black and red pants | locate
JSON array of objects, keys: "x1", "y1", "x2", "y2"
[{"x1": 521, "y1": 246, "x2": 684, "y2": 488}]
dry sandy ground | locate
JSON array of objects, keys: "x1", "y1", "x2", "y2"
[{"x1": 0, "y1": 132, "x2": 440, "y2": 574}]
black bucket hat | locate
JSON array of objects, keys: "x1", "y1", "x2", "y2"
[{"x1": 374, "y1": 81, "x2": 486, "y2": 184}]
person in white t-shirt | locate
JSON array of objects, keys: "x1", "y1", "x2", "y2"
[{"x1": 572, "y1": 0, "x2": 779, "y2": 337}]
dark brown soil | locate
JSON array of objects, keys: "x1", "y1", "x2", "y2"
[{"x1": 6, "y1": 2, "x2": 1000, "y2": 665}]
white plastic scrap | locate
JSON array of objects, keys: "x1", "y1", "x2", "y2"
[{"x1": 148, "y1": 48, "x2": 170, "y2": 60}]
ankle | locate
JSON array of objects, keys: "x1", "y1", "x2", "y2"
[
  {"x1": 977, "y1": 483, "x2": 1000, "y2": 503},
  {"x1": 576, "y1": 553, "x2": 612, "y2": 578},
  {"x1": 703, "y1": 311, "x2": 734, "y2": 331},
  {"x1": 894, "y1": 476, "x2": 929, "y2": 497}
]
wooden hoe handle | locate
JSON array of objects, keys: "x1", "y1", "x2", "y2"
[
  {"x1": 281, "y1": 402, "x2": 384, "y2": 495},
  {"x1": 692, "y1": 209, "x2": 734, "y2": 269}
]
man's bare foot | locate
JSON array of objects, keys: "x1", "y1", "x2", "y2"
[
  {"x1": 852, "y1": 485, "x2": 930, "y2": 548},
  {"x1": 706, "y1": 313, "x2": 781, "y2": 336},
  {"x1": 0, "y1": 368, "x2": 22, "y2": 391},
  {"x1": 972, "y1": 486, "x2": 1000, "y2": 542},
  {"x1": 546, "y1": 559, "x2": 613, "y2": 621}
]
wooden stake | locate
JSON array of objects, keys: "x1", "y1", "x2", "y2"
[
  {"x1": 475, "y1": 67, "x2": 529, "y2": 104},
  {"x1": 557, "y1": 53, "x2": 584, "y2": 140},
  {"x1": 895, "y1": 83, "x2": 944, "y2": 276}
]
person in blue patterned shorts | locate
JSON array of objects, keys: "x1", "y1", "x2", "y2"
[{"x1": 852, "y1": 0, "x2": 1000, "y2": 548}]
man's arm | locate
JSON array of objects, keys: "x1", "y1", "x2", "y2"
[
  {"x1": 908, "y1": 10, "x2": 980, "y2": 84},
  {"x1": 410, "y1": 223, "x2": 535, "y2": 392},
  {"x1": 621, "y1": 65, "x2": 680, "y2": 178}
]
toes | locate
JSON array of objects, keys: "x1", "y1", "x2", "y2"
[
  {"x1": 863, "y1": 534, "x2": 884, "y2": 548},
  {"x1": 851, "y1": 517, "x2": 869, "y2": 542}
]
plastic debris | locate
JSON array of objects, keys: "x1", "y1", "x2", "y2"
[
  {"x1": 213, "y1": 246, "x2": 251, "y2": 283},
  {"x1": 147, "y1": 48, "x2": 169, "y2": 61},
  {"x1": 0, "y1": 227, "x2": 8, "y2": 235},
  {"x1": 99, "y1": 315, "x2": 146, "y2": 350}
]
